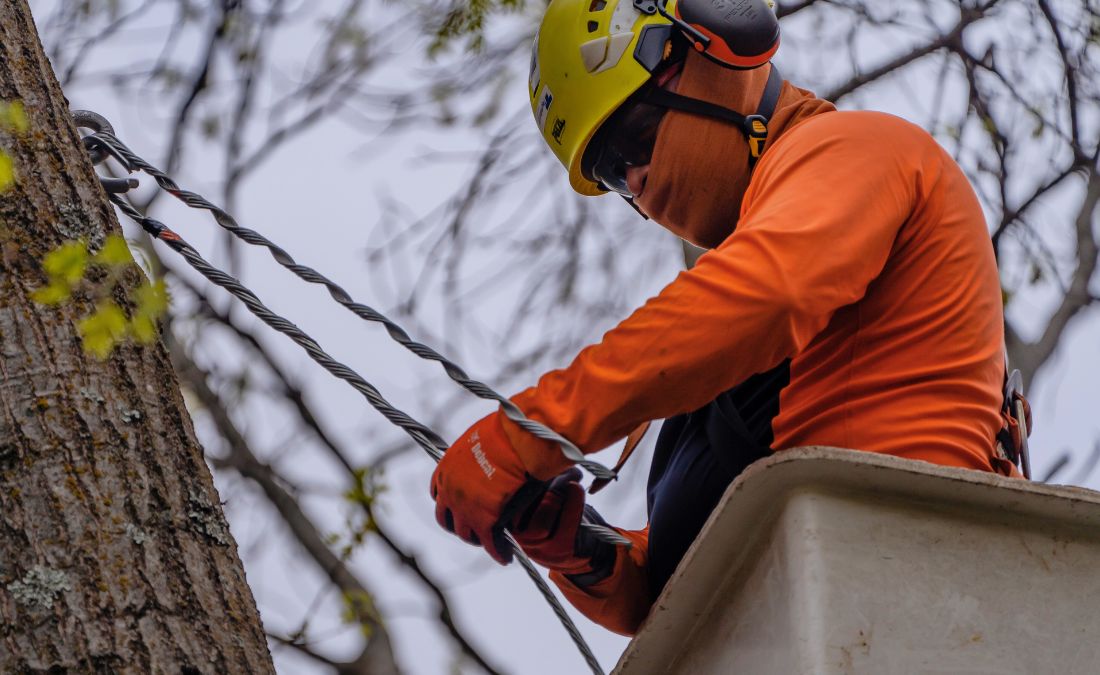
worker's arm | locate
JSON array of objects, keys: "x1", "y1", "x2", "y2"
[
  {"x1": 507, "y1": 468, "x2": 654, "y2": 635},
  {"x1": 504, "y1": 115, "x2": 933, "y2": 478},
  {"x1": 549, "y1": 525, "x2": 651, "y2": 636}
]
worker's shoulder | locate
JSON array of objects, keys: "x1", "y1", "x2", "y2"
[
  {"x1": 786, "y1": 109, "x2": 933, "y2": 143},
  {"x1": 776, "y1": 110, "x2": 940, "y2": 161},
  {"x1": 751, "y1": 110, "x2": 951, "y2": 205}
]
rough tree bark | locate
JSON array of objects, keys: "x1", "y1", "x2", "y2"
[{"x1": 0, "y1": 1, "x2": 276, "y2": 672}]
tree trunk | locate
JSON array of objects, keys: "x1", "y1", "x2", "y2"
[{"x1": 0, "y1": 2, "x2": 275, "y2": 672}]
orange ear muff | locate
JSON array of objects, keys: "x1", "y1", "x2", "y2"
[{"x1": 673, "y1": 0, "x2": 779, "y2": 69}]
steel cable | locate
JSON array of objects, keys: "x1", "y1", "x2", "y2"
[
  {"x1": 86, "y1": 130, "x2": 618, "y2": 485},
  {"x1": 79, "y1": 123, "x2": 628, "y2": 551},
  {"x1": 76, "y1": 110, "x2": 616, "y2": 671},
  {"x1": 105, "y1": 192, "x2": 606, "y2": 675}
]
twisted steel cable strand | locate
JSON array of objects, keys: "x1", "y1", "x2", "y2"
[
  {"x1": 88, "y1": 129, "x2": 618, "y2": 485},
  {"x1": 80, "y1": 124, "x2": 629, "y2": 548},
  {"x1": 109, "y1": 196, "x2": 449, "y2": 458},
  {"x1": 105, "y1": 192, "x2": 607, "y2": 675}
]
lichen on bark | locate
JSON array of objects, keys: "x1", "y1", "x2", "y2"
[{"x1": 7, "y1": 566, "x2": 71, "y2": 610}]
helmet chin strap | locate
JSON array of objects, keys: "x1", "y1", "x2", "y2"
[
  {"x1": 641, "y1": 64, "x2": 783, "y2": 170},
  {"x1": 620, "y1": 64, "x2": 782, "y2": 215},
  {"x1": 622, "y1": 194, "x2": 651, "y2": 219}
]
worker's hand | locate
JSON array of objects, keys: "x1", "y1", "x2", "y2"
[
  {"x1": 511, "y1": 468, "x2": 587, "y2": 571},
  {"x1": 512, "y1": 468, "x2": 618, "y2": 582},
  {"x1": 430, "y1": 411, "x2": 546, "y2": 565}
]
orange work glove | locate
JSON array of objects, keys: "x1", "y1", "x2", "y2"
[
  {"x1": 430, "y1": 411, "x2": 547, "y2": 565},
  {"x1": 512, "y1": 468, "x2": 618, "y2": 585}
]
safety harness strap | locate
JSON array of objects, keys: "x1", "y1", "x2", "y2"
[
  {"x1": 642, "y1": 64, "x2": 783, "y2": 168},
  {"x1": 589, "y1": 421, "x2": 652, "y2": 494}
]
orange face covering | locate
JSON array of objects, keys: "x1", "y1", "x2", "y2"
[{"x1": 635, "y1": 52, "x2": 836, "y2": 249}]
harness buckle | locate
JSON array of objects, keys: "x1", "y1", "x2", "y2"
[
  {"x1": 744, "y1": 114, "x2": 769, "y2": 159},
  {"x1": 997, "y1": 369, "x2": 1032, "y2": 479}
]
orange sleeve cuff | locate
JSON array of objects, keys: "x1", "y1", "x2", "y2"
[
  {"x1": 548, "y1": 527, "x2": 652, "y2": 636},
  {"x1": 499, "y1": 403, "x2": 572, "y2": 481}
]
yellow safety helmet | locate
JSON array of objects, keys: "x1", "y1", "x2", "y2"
[
  {"x1": 529, "y1": 0, "x2": 676, "y2": 195},
  {"x1": 530, "y1": 0, "x2": 780, "y2": 195}
]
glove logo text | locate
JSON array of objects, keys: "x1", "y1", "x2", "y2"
[{"x1": 470, "y1": 441, "x2": 496, "y2": 479}]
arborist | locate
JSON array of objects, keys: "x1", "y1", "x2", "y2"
[{"x1": 430, "y1": 0, "x2": 1030, "y2": 635}]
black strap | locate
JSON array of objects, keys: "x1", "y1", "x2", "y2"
[
  {"x1": 643, "y1": 87, "x2": 751, "y2": 127},
  {"x1": 749, "y1": 64, "x2": 783, "y2": 164},
  {"x1": 642, "y1": 65, "x2": 783, "y2": 169},
  {"x1": 756, "y1": 64, "x2": 783, "y2": 123}
]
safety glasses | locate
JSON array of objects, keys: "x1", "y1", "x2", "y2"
[{"x1": 584, "y1": 98, "x2": 670, "y2": 197}]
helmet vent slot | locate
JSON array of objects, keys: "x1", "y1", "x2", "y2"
[
  {"x1": 587, "y1": 20, "x2": 600, "y2": 32},
  {"x1": 589, "y1": 0, "x2": 607, "y2": 10}
]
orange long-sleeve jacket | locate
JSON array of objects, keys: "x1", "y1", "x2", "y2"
[{"x1": 504, "y1": 110, "x2": 1006, "y2": 634}]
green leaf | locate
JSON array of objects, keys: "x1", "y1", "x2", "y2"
[
  {"x1": 30, "y1": 280, "x2": 72, "y2": 305},
  {"x1": 128, "y1": 280, "x2": 169, "y2": 344},
  {"x1": 129, "y1": 313, "x2": 157, "y2": 344},
  {"x1": 43, "y1": 241, "x2": 88, "y2": 284},
  {"x1": 340, "y1": 590, "x2": 377, "y2": 637},
  {"x1": 78, "y1": 301, "x2": 128, "y2": 359},
  {"x1": 93, "y1": 234, "x2": 133, "y2": 268},
  {"x1": 1, "y1": 102, "x2": 28, "y2": 134},
  {"x1": 0, "y1": 152, "x2": 13, "y2": 192},
  {"x1": 344, "y1": 466, "x2": 387, "y2": 509},
  {"x1": 133, "y1": 279, "x2": 169, "y2": 317}
]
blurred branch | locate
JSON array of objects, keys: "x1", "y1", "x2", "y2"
[
  {"x1": 165, "y1": 266, "x2": 503, "y2": 674},
  {"x1": 991, "y1": 162, "x2": 1081, "y2": 250},
  {"x1": 170, "y1": 338, "x2": 402, "y2": 674},
  {"x1": 1039, "y1": 453, "x2": 1071, "y2": 483},
  {"x1": 824, "y1": 4, "x2": 993, "y2": 102},
  {"x1": 221, "y1": 0, "x2": 287, "y2": 273},
  {"x1": 169, "y1": 266, "x2": 369, "y2": 468},
  {"x1": 163, "y1": 1, "x2": 235, "y2": 179},
  {"x1": 775, "y1": 0, "x2": 824, "y2": 18},
  {"x1": 269, "y1": 632, "x2": 398, "y2": 675},
  {"x1": 1035, "y1": 0, "x2": 1080, "y2": 146},
  {"x1": 268, "y1": 634, "x2": 345, "y2": 669},
  {"x1": 1006, "y1": 165, "x2": 1100, "y2": 386},
  {"x1": 1070, "y1": 438, "x2": 1100, "y2": 485},
  {"x1": 58, "y1": 0, "x2": 157, "y2": 85}
]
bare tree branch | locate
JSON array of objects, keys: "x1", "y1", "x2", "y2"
[
  {"x1": 1008, "y1": 165, "x2": 1100, "y2": 385},
  {"x1": 1035, "y1": 0, "x2": 1081, "y2": 146},
  {"x1": 823, "y1": 5, "x2": 991, "y2": 102},
  {"x1": 170, "y1": 339, "x2": 402, "y2": 675},
  {"x1": 163, "y1": 266, "x2": 504, "y2": 674}
]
